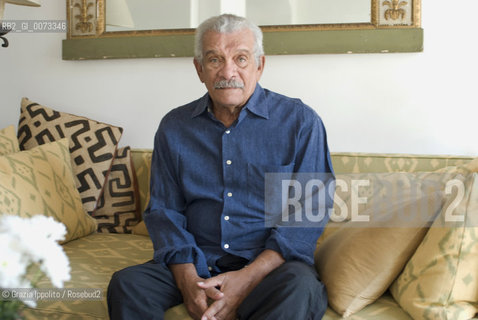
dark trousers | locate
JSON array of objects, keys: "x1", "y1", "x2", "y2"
[{"x1": 107, "y1": 260, "x2": 327, "y2": 320}]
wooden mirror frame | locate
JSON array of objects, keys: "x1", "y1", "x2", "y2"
[{"x1": 62, "y1": 0, "x2": 422, "y2": 60}]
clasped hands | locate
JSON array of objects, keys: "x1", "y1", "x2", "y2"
[
  {"x1": 182, "y1": 268, "x2": 254, "y2": 320},
  {"x1": 172, "y1": 250, "x2": 283, "y2": 320}
]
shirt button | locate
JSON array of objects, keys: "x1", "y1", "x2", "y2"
[
  {"x1": 227, "y1": 192, "x2": 232, "y2": 197},
  {"x1": 224, "y1": 244, "x2": 230, "y2": 249},
  {"x1": 226, "y1": 160, "x2": 232, "y2": 165},
  {"x1": 225, "y1": 130, "x2": 231, "y2": 134},
  {"x1": 208, "y1": 266, "x2": 212, "y2": 271},
  {"x1": 224, "y1": 215, "x2": 230, "y2": 221}
]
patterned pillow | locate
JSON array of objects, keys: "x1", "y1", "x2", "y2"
[
  {"x1": 0, "y1": 125, "x2": 20, "y2": 155},
  {"x1": 17, "y1": 98, "x2": 123, "y2": 214},
  {"x1": 390, "y1": 173, "x2": 478, "y2": 320},
  {"x1": 93, "y1": 146, "x2": 141, "y2": 233},
  {"x1": 0, "y1": 139, "x2": 97, "y2": 243}
]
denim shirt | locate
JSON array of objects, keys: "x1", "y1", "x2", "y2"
[{"x1": 144, "y1": 84, "x2": 334, "y2": 278}]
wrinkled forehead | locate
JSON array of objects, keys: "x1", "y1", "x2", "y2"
[{"x1": 201, "y1": 29, "x2": 255, "y2": 56}]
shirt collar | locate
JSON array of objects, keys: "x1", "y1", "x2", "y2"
[
  {"x1": 244, "y1": 84, "x2": 269, "y2": 119},
  {"x1": 191, "y1": 94, "x2": 211, "y2": 118},
  {"x1": 191, "y1": 84, "x2": 269, "y2": 120}
]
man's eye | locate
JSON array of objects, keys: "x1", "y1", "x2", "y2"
[{"x1": 237, "y1": 56, "x2": 248, "y2": 65}]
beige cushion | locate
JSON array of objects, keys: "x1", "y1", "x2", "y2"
[
  {"x1": 315, "y1": 174, "x2": 442, "y2": 317},
  {"x1": 0, "y1": 139, "x2": 97, "y2": 243},
  {"x1": 315, "y1": 171, "x2": 458, "y2": 317},
  {"x1": 390, "y1": 173, "x2": 478, "y2": 320},
  {"x1": 17, "y1": 97, "x2": 123, "y2": 214},
  {"x1": 93, "y1": 146, "x2": 141, "y2": 233},
  {"x1": 315, "y1": 158, "x2": 478, "y2": 317},
  {"x1": 0, "y1": 125, "x2": 20, "y2": 155},
  {"x1": 21, "y1": 233, "x2": 153, "y2": 319},
  {"x1": 163, "y1": 294, "x2": 413, "y2": 320}
]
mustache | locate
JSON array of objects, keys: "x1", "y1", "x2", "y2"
[{"x1": 214, "y1": 79, "x2": 244, "y2": 89}]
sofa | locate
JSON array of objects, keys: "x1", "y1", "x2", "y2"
[
  {"x1": 19, "y1": 149, "x2": 478, "y2": 320},
  {"x1": 2, "y1": 99, "x2": 478, "y2": 319}
]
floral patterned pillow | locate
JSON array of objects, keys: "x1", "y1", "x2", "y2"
[{"x1": 390, "y1": 173, "x2": 478, "y2": 320}]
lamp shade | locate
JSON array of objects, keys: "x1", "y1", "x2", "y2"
[{"x1": 5, "y1": 0, "x2": 40, "y2": 6}]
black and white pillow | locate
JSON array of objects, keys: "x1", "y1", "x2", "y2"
[
  {"x1": 17, "y1": 97, "x2": 123, "y2": 215},
  {"x1": 93, "y1": 146, "x2": 141, "y2": 233}
]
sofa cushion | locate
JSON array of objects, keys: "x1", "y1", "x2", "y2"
[
  {"x1": 390, "y1": 172, "x2": 478, "y2": 320},
  {"x1": 21, "y1": 233, "x2": 153, "y2": 320},
  {"x1": 0, "y1": 125, "x2": 20, "y2": 155},
  {"x1": 93, "y1": 146, "x2": 141, "y2": 233},
  {"x1": 163, "y1": 293, "x2": 412, "y2": 320},
  {"x1": 17, "y1": 98, "x2": 123, "y2": 215},
  {"x1": 314, "y1": 155, "x2": 478, "y2": 317},
  {"x1": 315, "y1": 170, "x2": 451, "y2": 317},
  {"x1": 0, "y1": 139, "x2": 97, "y2": 243}
]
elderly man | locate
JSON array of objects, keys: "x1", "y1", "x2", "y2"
[{"x1": 108, "y1": 14, "x2": 333, "y2": 320}]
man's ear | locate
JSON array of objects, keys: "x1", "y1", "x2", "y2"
[
  {"x1": 256, "y1": 55, "x2": 266, "y2": 79},
  {"x1": 193, "y1": 58, "x2": 205, "y2": 83},
  {"x1": 259, "y1": 55, "x2": 265, "y2": 71}
]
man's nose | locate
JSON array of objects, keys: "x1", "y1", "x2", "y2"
[{"x1": 218, "y1": 59, "x2": 237, "y2": 79}]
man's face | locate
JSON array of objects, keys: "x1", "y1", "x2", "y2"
[{"x1": 194, "y1": 28, "x2": 265, "y2": 111}]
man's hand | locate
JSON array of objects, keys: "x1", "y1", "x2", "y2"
[
  {"x1": 170, "y1": 263, "x2": 221, "y2": 320},
  {"x1": 197, "y1": 268, "x2": 252, "y2": 320},
  {"x1": 198, "y1": 250, "x2": 285, "y2": 320}
]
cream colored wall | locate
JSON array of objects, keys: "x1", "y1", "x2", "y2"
[{"x1": 1, "y1": 1, "x2": 477, "y2": 155}]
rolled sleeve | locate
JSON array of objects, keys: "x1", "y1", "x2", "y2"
[
  {"x1": 265, "y1": 228, "x2": 318, "y2": 265},
  {"x1": 144, "y1": 123, "x2": 210, "y2": 278},
  {"x1": 264, "y1": 107, "x2": 334, "y2": 264}
]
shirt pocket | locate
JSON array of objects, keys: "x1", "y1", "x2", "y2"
[{"x1": 247, "y1": 162, "x2": 295, "y2": 212}]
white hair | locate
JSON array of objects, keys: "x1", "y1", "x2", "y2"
[{"x1": 194, "y1": 14, "x2": 264, "y2": 66}]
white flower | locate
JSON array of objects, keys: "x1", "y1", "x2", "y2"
[
  {"x1": 0, "y1": 234, "x2": 30, "y2": 289},
  {"x1": 0, "y1": 215, "x2": 71, "y2": 308}
]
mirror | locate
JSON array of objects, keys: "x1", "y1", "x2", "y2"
[
  {"x1": 63, "y1": 0, "x2": 422, "y2": 60},
  {"x1": 105, "y1": 0, "x2": 373, "y2": 32}
]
